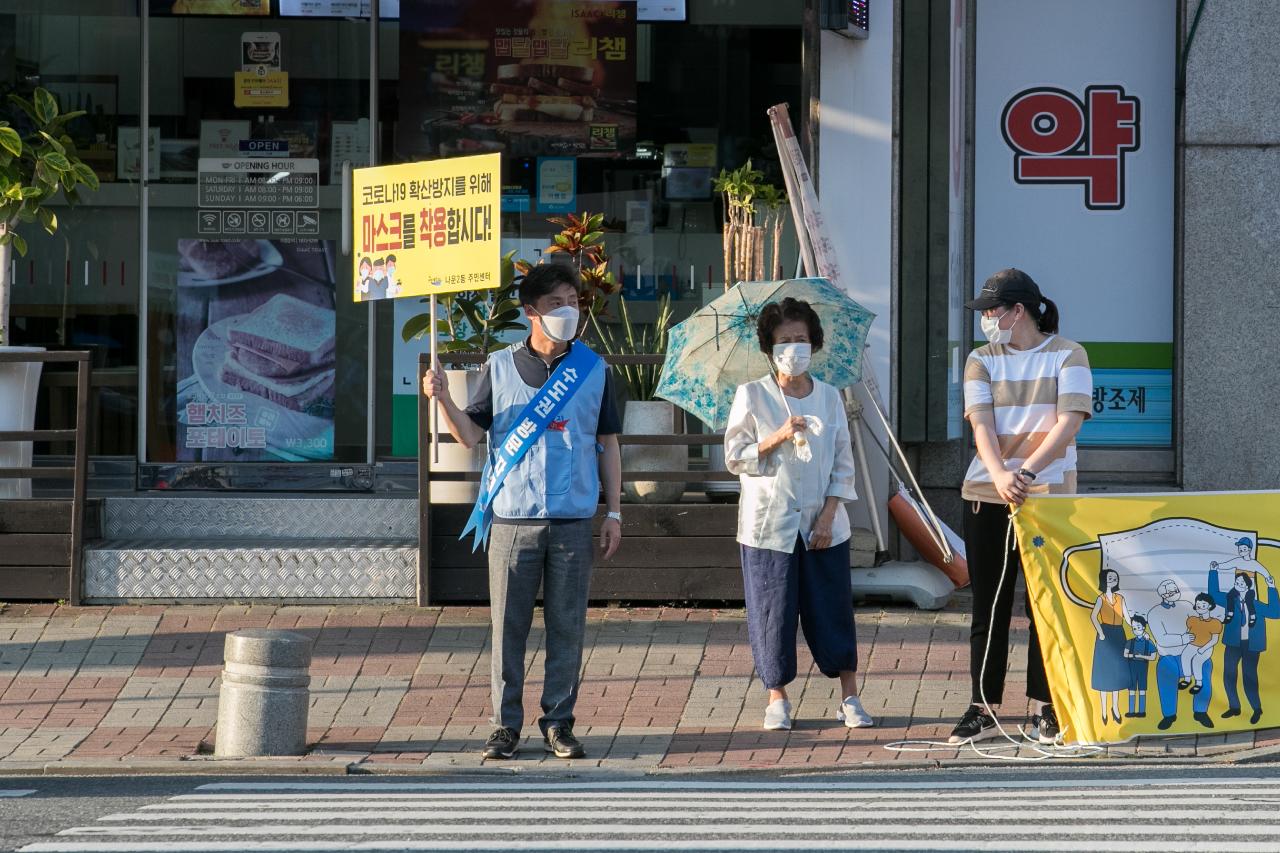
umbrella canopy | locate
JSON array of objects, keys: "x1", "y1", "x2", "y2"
[{"x1": 654, "y1": 278, "x2": 875, "y2": 429}]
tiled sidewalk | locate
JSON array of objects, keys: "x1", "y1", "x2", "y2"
[{"x1": 0, "y1": 600, "x2": 1271, "y2": 772}]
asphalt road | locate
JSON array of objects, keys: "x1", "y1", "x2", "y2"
[{"x1": 6, "y1": 764, "x2": 1280, "y2": 852}]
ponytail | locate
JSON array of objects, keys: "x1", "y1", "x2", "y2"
[
  {"x1": 1036, "y1": 296, "x2": 1060, "y2": 334},
  {"x1": 1017, "y1": 296, "x2": 1060, "y2": 334}
]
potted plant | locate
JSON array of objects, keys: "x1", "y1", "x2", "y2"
[
  {"x1": 705, "y1": 166, "x2": 787, "y2": 501},
  {"x1": 540, "y1": 211, "x2": 620, "y2": 337},
  {"x1": 400, "y1": 251, "x2": 523, "y2": 501},
  {"x1": 755, "y1": 182, "x2": 789, "y2": 281},
  {"x1": 713, "y1": 160, "x2": 787, "y2": 291},
  {"x1": 0, "y1": 88, "x2": 99, "y2": 498},
  {"x1": 590, "y1": 294, "x2": 685, "y2": 503}
]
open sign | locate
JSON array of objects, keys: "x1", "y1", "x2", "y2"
[{"x1": 240, "y1": 140, "x2": 288, "y2": 155}]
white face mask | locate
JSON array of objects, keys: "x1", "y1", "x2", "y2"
[
  {"x1": 772, "y1": 342, "x2": 812, "y2": 377},
  {"x1": 537, "y1": 305, "x2": 580, "y2": 343},
  {"x1": 980, "y1": 310, "x2": 1013, "y2": 345},
  {"x1": 373, "y1": 269, "x2": 386, "y2": 282}
]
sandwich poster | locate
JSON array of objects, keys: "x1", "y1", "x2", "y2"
[
  {"x1": 351, "y1": 152, "x2": 501, "y2": 302},
  {"x1": 398, "y1": 0, "x2": 637, "y2": 160},
  {"x1": 175, "y1": 239, "x2": 337, "y2": 462},
  {"x1": 150, "y1": 0, "x2": 270, "y2": 14}
]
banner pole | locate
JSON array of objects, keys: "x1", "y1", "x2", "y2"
[{"x1": 430, "y1": 293, "x2": 440, "y2": 465}]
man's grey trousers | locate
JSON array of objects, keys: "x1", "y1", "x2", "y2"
[{"x1": 487, "y1": 519, "x2": 594, "y2": 734}]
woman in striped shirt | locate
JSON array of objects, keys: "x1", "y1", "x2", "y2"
[{"x1": 947, "y1": 268, "x2": 1093, "y2": 747}]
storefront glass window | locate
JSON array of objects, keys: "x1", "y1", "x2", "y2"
[
  {"x1": 142, "y1": 8, "x2": 372, "y2": 478},
  {"x1": 385, "y1": 1, "x2": 803, "y2": 453},
  {"x1": 3, "y1": 0, "x2": 802, "y2": 488},
  {"x1": 0, "y1": 1, "x2": 141, "y2": 458}
]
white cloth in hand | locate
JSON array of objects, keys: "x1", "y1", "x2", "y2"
[{"x1": 791, "y1": 415, "x2": 824, "y2": 462}]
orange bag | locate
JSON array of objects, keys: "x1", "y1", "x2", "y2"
[{"x1": 888, "y1": 488, "x2": 969, "y2": 589}]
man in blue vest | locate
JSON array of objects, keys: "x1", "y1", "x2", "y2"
[{"x1": 422, "y1": 263, "x2": 622, "y2": 760}]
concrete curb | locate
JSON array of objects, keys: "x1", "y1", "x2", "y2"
[
  {"x1": 4, "y1": 751, "x2": 1279, "y2": 777},
  {"x1": 1218, "y1": 742, "x2": 1280, "y2": 765}
]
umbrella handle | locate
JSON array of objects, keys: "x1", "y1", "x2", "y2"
[{"x1": 768, "y1": 369, "x2": 796, "y2": 418}]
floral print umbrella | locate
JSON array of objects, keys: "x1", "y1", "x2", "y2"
[{"x1": 654, "y1": 277, "x2": 875, "y2": 429}]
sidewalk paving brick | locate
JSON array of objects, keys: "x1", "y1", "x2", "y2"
[{"x1": 0, "y1": 598, "x2": 1275, "y2": 772}]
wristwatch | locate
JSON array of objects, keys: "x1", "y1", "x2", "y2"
[
  {"x1": 605, "y1": 511, "x2": 623, "y2": 523},
  {"x1": 1016, "y1": 468, "x2": 1037, "y2": 481}
]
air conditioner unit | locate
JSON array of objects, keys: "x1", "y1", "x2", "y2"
[{"x1": 822, "y1": 0, "x2": 870, "y2": 40}]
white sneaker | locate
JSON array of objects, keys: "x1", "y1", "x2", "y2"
[
  {"x1": 763, "y1": 699, "x2": 793, "y2": 731},
  {"x1": 836, "y1": 695, "x2": 875, "y2": 728}
]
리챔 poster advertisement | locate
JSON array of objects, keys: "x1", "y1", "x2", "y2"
[
  {"x1": 175, "y1": 239, "x2": 337, "y2": 462},
  {"x1": 399, "y1": 0, "x2": 637, "y2": 160},
  {"x1": 150, "y1": 0, "x2": 270, "y2": 14}
]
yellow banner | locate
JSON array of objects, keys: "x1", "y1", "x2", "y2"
[
  {"x1": 350, "y1": 154, "x2": 500, "y2": 303},
  {"x1": 233, "y1": 71, "x2": 288, "y2": 108},
  {"x1": 1015, "y1": 491, "x2": 1280, "y2": 744}
]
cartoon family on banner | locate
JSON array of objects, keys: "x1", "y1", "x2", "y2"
[
  {"x1": 1015, "y1": 494, "x2": 1280, "y2": 745},
  {"x1": 356, "y1": 253, "x2": 401, "y2": 301}
]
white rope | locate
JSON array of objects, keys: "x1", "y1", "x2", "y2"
[{"x1": 883, "y1": 508, "x2": 1107, "y2": 761}]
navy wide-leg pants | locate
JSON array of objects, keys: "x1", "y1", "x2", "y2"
[{"x1": 740, "y1": 537, "x2": 859, "y2": 690}]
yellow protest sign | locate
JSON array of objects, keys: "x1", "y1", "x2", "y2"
[
  {"x1": 351, "y1": 153, "x2": 500, "y2": 303},
  {"x1": 233, "y1": 71, "x2": 288, "y2": 108},
  {"x1": 1014, "y1": 491, "x2": 1280, "y2": 745}
]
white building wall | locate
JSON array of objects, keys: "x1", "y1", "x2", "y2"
[{"x1": 817, "y1": 8, "x2": 895, "y2": 545}]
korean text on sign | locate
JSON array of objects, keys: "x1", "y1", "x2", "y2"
[
  {"x1": 1092, "y1": 385, "x2": 1146, "y2": 415},
  {"x1": 350, "y1": 153, "x2": 501, "y2": 302}
]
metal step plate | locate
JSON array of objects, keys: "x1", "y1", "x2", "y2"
[
  {"x1": 84, "y1": 538, "x2": 415, "y2": 601},
  {"x1": 102, "y1": 496, "x2": 417, "y2": 540}
]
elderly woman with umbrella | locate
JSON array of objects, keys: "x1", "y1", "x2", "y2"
[{"x1": 656, "y1": 280, "x2": 876, "y2": 732}]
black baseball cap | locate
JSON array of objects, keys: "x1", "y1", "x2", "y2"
[{"x1": 965, "y1": 268, "x2": 1043, "y2": 311}]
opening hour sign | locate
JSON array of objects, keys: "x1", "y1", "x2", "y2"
[{"x1": 351, "y1": 153, "x2": 501, "y2": 303}]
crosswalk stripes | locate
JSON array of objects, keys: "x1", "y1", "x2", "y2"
[{"x1": 19, "y1": 777, "x2": 1280, "y2": 852}]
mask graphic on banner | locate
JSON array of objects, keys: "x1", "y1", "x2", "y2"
[
  {"x1": 1015, "y1": 493, "x2": 1280, "y2": 746},
  {"x1": 538, "y1": 305, "x2": 579, "y2": 342},
  {"x1": 981, "y1": 311, "x2": 1013, "y2": 345},
  {"x1": 772, "y1": 342, "x2": 812, "y2": 376}
]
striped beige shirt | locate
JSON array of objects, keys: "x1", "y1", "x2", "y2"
[{"x1": 961, "y1": 335, "x2": 1092, "y2": 503}]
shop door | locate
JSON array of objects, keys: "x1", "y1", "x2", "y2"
[{"x1": 139, "y1": 2, "x2": 378, "y2": 490}]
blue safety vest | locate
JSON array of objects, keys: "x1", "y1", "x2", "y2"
[{"x1": 488, "y1": 342, "x2": 606, "y2": 521}]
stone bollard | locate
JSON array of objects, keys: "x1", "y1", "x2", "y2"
[{"x1": 215, "y1": 629, "x2": 312, "y2": 757}]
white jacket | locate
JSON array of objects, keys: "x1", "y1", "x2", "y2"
[{"x1": 724, "y1": 376, "x2": 858, "y2": 552}]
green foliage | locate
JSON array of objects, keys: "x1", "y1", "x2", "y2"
[
  {"x1": 0, "y1": 87, "x2": 100, "y2": 344},
  {"x1": 537, "y1": 211, "x2": 619, "y2": 324},
  {"x1": 713, "y1": 159, "x2": 766, "y2": 218},
  {"x1": 590, "y1": 293, "x2": 673, "y2": 401},
  {"x1": 400, "y1": 250, "x2": 525, "y2": 356},
  {"x1": 400, "y1": 210, "x2": 621, "y2": 361},
  {"x1": 0, "y1": 88, "x2": 98, "y2": 242},
  {"x1": 756, "y1": 182, "x2": 787, "y2": 214},
  {"x1": 713, "y1": 159, "x2": 787, "y2": 287}
]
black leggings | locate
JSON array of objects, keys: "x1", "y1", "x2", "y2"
[{"x1": 964, "y1": 500, "x2": 1051, "y2": 705}]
